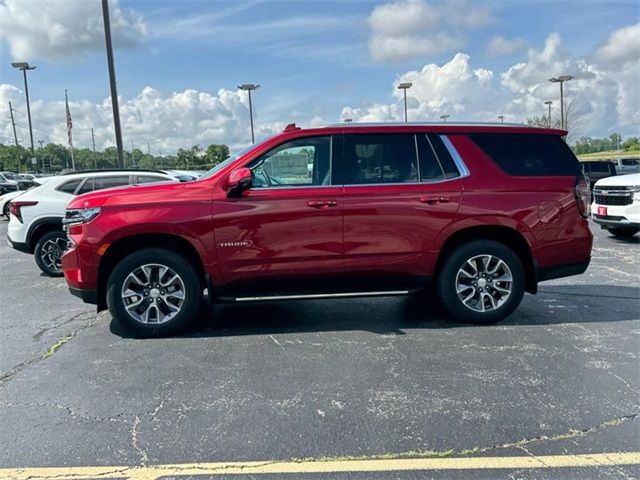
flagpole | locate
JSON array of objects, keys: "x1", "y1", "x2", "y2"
[{"x1": 65, "y1": 89, "x2": 76, "y2": 170}]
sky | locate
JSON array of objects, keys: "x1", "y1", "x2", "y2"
[{"x1": 0, "y1": 0, "x2": 638, "y2": 154}]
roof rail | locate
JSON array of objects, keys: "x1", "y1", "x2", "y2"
[
  {"x1": 61, "y1": 168, "x2": 167, "y2": 176},
  {"x1": 324, "y1": 121, "x2": 528, "y2": 128}
]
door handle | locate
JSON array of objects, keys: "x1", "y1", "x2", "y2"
[
  {"x1": 307, "y1": 200, "x2": 338, "y2": 208},
  {"x1": 419, "y1": 196, "x2": 450, "y2": 205}
]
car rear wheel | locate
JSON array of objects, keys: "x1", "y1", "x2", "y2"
[
  {"x1": 607, "y1": 227, "x2": 639, "y2": 238},
  {"x1": 2, "y1": 202, "x2": 9, "y2": 218},
  {"x1": 34, "y1": 230, "x2": 66, "y2": 277},
  {"x1": 107, "y1": 248, "x2": 201, "y2": 337},
  {"x1": 436, "y1": 240, "x2": 525, "y2": 324}
]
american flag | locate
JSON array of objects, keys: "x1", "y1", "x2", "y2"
[{"x1": 65, "y1": 89, "x2": 73, "y2": 147}]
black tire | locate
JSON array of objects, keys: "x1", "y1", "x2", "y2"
[
  {"x1": 107, "y1": 248, "x2": 202, "y2": 337},
  {"x1": 34, "y1": 230, "x2": 66, "y2": 277},
  {"x1": 607, "y1": 227, "x2": 639, "y2": 238},
  {"x1": 436, "y1": 240, "x2": 525, "y2": 324},
  {"x1": 2, "y1": 202, "x2": 9, "y2": 218}
]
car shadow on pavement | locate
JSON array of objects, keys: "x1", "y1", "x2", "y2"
[
  {"x1": 604, "y1": 234, "x2": 639, "y2": 245},
  {"x1": 109, "y1": 283, "x2": 639, "y2": 339}
]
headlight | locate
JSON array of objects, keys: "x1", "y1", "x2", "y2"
[{"x1": 63, "y1": 207, "x2": 102, "y2": 226}]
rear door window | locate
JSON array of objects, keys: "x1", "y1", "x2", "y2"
[
  {"x1": 93, "y1": 176, "x2": 130, "y2": 191},
  {"x1": 469, "y1": 134, "x2": 580, "y2": 176},
  {"x1": 342, "y1": 134, "x2": 419, "y2": 184},
  {"x1": 135, "y1": 175, "x2": 167, "y2": 184},
  {"x1": 56, "y1": 179, "x2": 82, "y2": 194}
]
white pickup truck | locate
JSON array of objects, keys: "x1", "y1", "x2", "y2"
[{"x1": 592, "y1": 173, "x2": 640, "y2": 238}]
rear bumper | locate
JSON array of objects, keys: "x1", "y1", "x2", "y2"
[
  {"x1": 6, "y1": 234, "x2": 29, "y2": 253},
  {"x1": 536, "y1": 260, "x2": 590, "y2": 282},
  {"x1": 69, "y1": 287, "x2": 98, "y2": 305},
  {"x1": 592, "y1": 215, "x2": 640, "y2": 230}
]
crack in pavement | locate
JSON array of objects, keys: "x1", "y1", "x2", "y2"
[
  {"x1": 31, "y1": 310, "x2": 92, "y2": 341},
  {"x1": 0, "y1": 315, "x2": 99, "y2": 387},
  {"x1": 0, "y1": 400, "x2": 133, "y2": 424},
  {"x1": 130, "y1": 416, "x2": 150, "y2": 467}
]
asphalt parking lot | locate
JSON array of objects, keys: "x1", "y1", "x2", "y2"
[{"x1": 0, "y1": 219, "x2": 638, "y2": 479}]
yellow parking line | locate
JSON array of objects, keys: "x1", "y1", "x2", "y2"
[{"x1": 1, "y1": 452, "x2": 639, "y2": 479}]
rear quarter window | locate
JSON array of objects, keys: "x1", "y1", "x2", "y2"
[{"x1": 469, "y1": 133, "x2": 580, "y2": 176}]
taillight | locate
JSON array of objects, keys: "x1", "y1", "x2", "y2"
[
  {"x1": 575, "y1": 174, "x2": 590, "y2": 218},
  {"x1": 9, "y1": 200, "x2": 38, "y2": 223}
]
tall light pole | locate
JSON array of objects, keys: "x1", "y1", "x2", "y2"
[
  {"x1": 440, "y1": 114, "x2": 450, "y2": 122},
  {"x1": 549, "y1": 75, "x2": 573, "y2": 130},
  {"x1": 102, "y1": 0, "x2": 124, "y2": 168},
  {"x1": 238, "y1": 84, "x2": 259, "y2": 143},
  {"x1": 497, "y1": 115, "x2": 504, "y2": 123},
  {"x1": 397, "y1": 82, "x2": 412, "y2": 122},
  {"x1": 544, "y1": 101, "x2": 553, "y2": 128},
  {"x1": 11, "y1": 62, "x2": 36, "y2": 166}
]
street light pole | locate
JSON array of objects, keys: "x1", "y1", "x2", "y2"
[
  {"x1": 238, "y1": 84, "x2": 260, "y2": 143},
  {"x1": 497, "y1": 115, "x2": 504, "y2": 123},
  {"x1": 544, "y1": 101, "x2": 553, "y2": 128},
  {"x1": 440, "y1": 114, "x2": 450, "y2": 122},
  {"x1": 102, "y1": 0, "x2": 125, "y2": 168},
  {"x1": 11, "y1": 62, "x2": 36, "y2": 168},
  {"x1": 549, "y1": 75, "x2": 573, "y2": 130},
  {"x1": 397, "y1": 82, "x2": 412, "y2": 122}
]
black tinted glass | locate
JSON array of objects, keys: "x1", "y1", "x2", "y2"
[
  {"x1": 588, "y1": 162, "x2": 613, "y2": 173},
  {"x1": 93, "y1": 176, "x2": 130, "y2": 191},
  {"x1": 428, "y1": 134, "x2": 459, "y2": 178},
  {"x1": 343, "y1": 134, "x2": 418, "y2": 184},
  {"x1": 77, "y1": 178, "x2": 94, "y2": 195},
  {"x1": 136, "y1": 175, "x2": 166, "y2": 184},
  {"x1": 416, "y1": 135, "x2": 445, "y2": 181},
  {"x1": 470, "y1": 134, "x2": 580, "y2": 176},
  {"x1": 56, "y1": 179, "x2": 82, "y2": 194}
]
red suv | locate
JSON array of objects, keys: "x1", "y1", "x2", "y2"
[{"x1": 62, "y1": 123, "x2": 592, "y2": 336}]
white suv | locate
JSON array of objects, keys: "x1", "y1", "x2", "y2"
[
  {"x1": 592, "y1": 173, "x2": 640, "y2": 238},
  {"x1": 7, "y1": 170, "x2": 176, "y2": 276}
]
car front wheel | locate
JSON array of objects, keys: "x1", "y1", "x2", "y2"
[
  {"x1": 34, "y1": 230, "x2": 67, "y2": 277},
  {"x1": 107, "y1": 248, "x2": 202, "y2": 337},
  {"x1": 436, "y1": 240, "x2": 525, "y2": 324}
]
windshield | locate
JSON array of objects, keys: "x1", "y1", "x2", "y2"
[
  {"x1": 1, "y1": 172, "x2": 18, "y2": 181},
  {"x1": 199, "y1": 135, "x2": 276, "y2": 180}
]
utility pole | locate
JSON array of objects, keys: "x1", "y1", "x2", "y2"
[
  {"x1": 102, "y1": 0, "x2": 124, "y2": 168},
  {"x1": 91, "y1": 128, "x2": 97, "y2": 169},
  {"x1": 147, "y1": 142, "x2": 150, "y2": 155},
  {"x1": 8, "y1": 102, "x2": 21, "y2": 170},
  {"x1": 131, "y1": 140, "x2": 135, "y2": 167}
]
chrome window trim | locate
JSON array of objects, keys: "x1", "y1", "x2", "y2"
[
  {"x1": 342, "y1": 177, "x2": 462, "y2": 188},
  {"x1": 440, "y1": 135, "x2": 470, "y2": 177},
  {"x1": 413, "y1": 134, "x2": 421, "y2": 182}
]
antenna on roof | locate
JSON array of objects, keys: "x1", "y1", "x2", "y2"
[{"x1": 283, "y1": 123, "x2": 300, "y2": 132}]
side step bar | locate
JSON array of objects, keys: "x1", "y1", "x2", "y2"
[{"x1": 228, "y1": 290, "x2": 410, "y2": 303}]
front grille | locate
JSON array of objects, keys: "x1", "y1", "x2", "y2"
[{"x1": 594, "y1": 193, "x2": 633, "y2": 206}]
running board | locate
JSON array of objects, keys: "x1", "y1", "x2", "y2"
[{"x1": 229, "y1": 290, "x2": 410, "y2": 302}]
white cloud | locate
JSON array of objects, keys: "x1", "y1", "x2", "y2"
[
  {"x1": 0, "y1": 85, "x2": 285, "y2": 154},
  {"x1": 342, "y1": 26, "x2": 640, "y2": 138},
  {"x1": 486, "y1": 35, "x2": 527, "y2": 57},
  {"x1": 590, "y1": 22, "x2": 640, "y2": 67},
  {"x1": 0, "y1": 0, "x2": 146, "y2": 62},
  {"x1": 367, "y1": 0, "x2": 495, "y2": 62}
]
